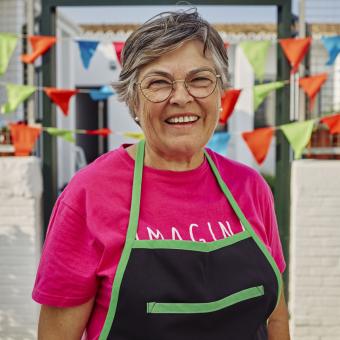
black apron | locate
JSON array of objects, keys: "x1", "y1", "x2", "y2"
[{"x1": 99, "y1": 140, "x2": 281, "y2": 340}]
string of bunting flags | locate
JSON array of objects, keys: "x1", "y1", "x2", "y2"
[
  {"x1": 7, "y1": 112, "x2": 340, "y2": 163},
  {"x1": 0, "y1": 82, "x2": 115, "y2": 115},
  {"x1": 1, "y1": 33, "x2": 340, "y2": 74},
  {"x1": 1, "y1": 32, "x2": 340, "y2": 163},
  {"x1": 7, "y1": 122, "x2": 144, "y2": 156},
  {"x1": 211, "y1": 112, "x2": 340, "y2": 164},
  {"x1": 0, "y1": 71, "x2": 333, "y2": 117}
]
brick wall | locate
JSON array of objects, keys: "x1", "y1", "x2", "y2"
[
  {"x1": 290, "y1": 160, "x2": 340, "y2": 340},
  {"x1": 0, "y1": 156, "x2": 43, "y2": 339}
]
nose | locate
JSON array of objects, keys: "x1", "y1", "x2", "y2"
[{"x1": 168, "y1": 80, "x2": 194, "y2": 106}]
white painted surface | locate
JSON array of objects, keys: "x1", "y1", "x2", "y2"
[
  {"x1": 0, "y1": 0, "x2": 24, "y2": 126},
  {"x1": 333, "y1": 50, "x2": 340, "y2": 112},
  {"x1": 229, "y1": 44, "x2": 255, "y2": 167},
  {"x1": 0, "y1": 156, "x2": 43, "y2": 340},
  {"x1": 290, "y1": 160, "x2": 340, "y2": 340}
]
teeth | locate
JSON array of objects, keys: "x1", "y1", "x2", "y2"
[{"x1": 167, "y1": 115, "x2": 198, "y2": 124}]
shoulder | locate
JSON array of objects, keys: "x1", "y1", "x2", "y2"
[
  {"x1": 59, "y1": 145, "x2": 134, "y2": 213},
  {"x1": 205, "y1": 148, "x2": 270, "y2": 195}
]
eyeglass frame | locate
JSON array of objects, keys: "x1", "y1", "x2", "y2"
[{"x1": 135, "y1": 70, "x2": 222, "y2": 103}]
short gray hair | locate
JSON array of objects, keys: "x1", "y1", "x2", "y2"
[{"x1": 112, "y1": 9, "x2": 229, "y2": 120}]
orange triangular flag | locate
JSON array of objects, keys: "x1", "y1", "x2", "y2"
[
  {"x1": 320, "y1": 113, "x2": 340, "y2": 134},
  {"x1": 299, "y1": 73, "x2": 328, "y2": 111},
  {"x1": 219, "y1": 89, "x2": 242, "y2": 124},
  {"x1": 113, "y1": 42, "x2": 124, "y2": 65},
  {"x1": 21, "y1": 35, "x2": 56, "y2": 64},
  {"x1": 242, "y1": 127, "x2": 274, "y2": 165},
  {"x1": 279, "y1": 37, "x2": 312, "y2": 74},
  {"x1": 44, "y1": 88, "x2": 79, "y2": 116},
  {"x1": 9, "y1": 123, "x2": 41, "y2": 156}
]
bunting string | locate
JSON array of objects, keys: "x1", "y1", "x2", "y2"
[{"x1": 0, "y1": 81, "x2": 114, "y2": 94}]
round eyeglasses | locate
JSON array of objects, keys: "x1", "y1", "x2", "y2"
[{"x1": 136, "y1": 70, "x2": 221, "y2": 103}]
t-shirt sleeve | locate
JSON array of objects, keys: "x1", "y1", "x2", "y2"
[
  {"x1": 260, "y1": 180, "x2": 286, "y2": 273},
  {"x1": 32, "y1": 195, "x2": 102, "y2": 307}
]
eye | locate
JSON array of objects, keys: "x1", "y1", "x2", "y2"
[
  {"x1": 142, "y1": 77, "x2": 172, "y2": 90},
  {"x1": 150, "y1": 79, "x2": 170, "y2": 86},
  {"x1": 189, "y1": 77, "x2": 213, "y2": 87}
]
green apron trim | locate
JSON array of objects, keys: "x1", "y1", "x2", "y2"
[
  {"x1": 133, "y1": 230, "x2": 250, "y2": 252},
  {"x1": 99, "y1": 140, "x2": 146, "y2": 340},
  {"x1": 204, "y1": 151, "x2": 282, "y2": 308},
  {"x1": 147, "y1": 285, "x2": 264, "y2": 314}
]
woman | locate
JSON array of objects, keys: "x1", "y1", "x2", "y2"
[{"x1": 33, "y1": 10, "x2": 290, "y2": 340}]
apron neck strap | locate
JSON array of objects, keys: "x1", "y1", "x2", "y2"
[
  {"x1": 203, "y1": 150, "x2": 253, "y2": 234},
  {"x1": 125, "y1": 139, "x2": 145, "y2": 242}
]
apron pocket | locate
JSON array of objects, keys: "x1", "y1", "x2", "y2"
[{"x1": 146, "y1": 285, "x2": 264, "y2": 314}]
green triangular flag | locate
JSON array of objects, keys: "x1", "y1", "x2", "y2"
[
  {"x1": 253, "y1": 81, "x2": 285, "y2": 111},
  {"x1": 45, "y1": 127, "x2": 75, "y2": 143},
  {"x1": 240, "y1": 40, "x2": 271, "y2": 82},
  {"x1": 1, "y1": 83, "x2": 36, "y2": 114},
  {"x1": 123, "y1": 132, "x2": 144, "y2": 140},
  {"x1": 280, "y1": 120, "x2": 315, "y2": 159},
  {"x1": 0, "y1": 33, "x2": 18, "y2": 75}
]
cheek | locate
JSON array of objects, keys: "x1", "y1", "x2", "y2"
[
  {"x1": 137, "y1": 101, "x2": 164, "y2": 132},
  {"x1": 204, "y1": 97, "x2": 220, "y2": 118}
]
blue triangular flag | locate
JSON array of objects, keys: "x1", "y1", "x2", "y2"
[
  {"x1": 206, "y1": 132, "x2": 231, "y2": 156},
  {"x1": 76, "y1": 40, "x2": 99, "y2": 69},
  {"x1": 321, "y1": 36, "x2": 340, "y2": 66},
  {"x1": 89, "y1": 86, "x2": 114, "y2": 101}
]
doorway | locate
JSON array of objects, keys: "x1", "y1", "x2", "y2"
[{"x1": 75, "y1": 87, "x2": 108, "y2": 164}]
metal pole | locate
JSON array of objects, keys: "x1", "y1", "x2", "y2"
[
  {"x1": 298, "y1": 0, "x2": 306, "y2": 121},
  {"x1": 41, "y1": 4, "x2": 58, "y2": 237},
  {"x1": 98, "y1": 100, "x2": 104, "y2": 155},
  {"x1": 276, "y1": 0, "x2": 292, "y2": 298},
  {"x1": 26, "y1": 0, "x2": 35, "y2": 124}
]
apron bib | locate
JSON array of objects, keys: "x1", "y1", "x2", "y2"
[{"x1": 99, "y1": 140, "x2": 281, "y2": 340}]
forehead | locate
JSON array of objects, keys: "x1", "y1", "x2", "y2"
[{"x1": 138, "y1": 40, "x2": 215, "y2": 79}]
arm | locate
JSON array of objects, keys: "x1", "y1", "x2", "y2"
[
  {"x1": 38, "y1": 298, "x2": 94, "y2": 340},
  {"x1": 267, "y1": 282, "x2": 290, "y2": 340}
]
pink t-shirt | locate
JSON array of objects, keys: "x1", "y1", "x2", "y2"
[{"x1": 32, "y1": 145, "x2": 286, "y2": 340}]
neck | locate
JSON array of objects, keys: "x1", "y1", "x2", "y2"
[
  {"x1": 127, "y1": 143, "x2": 205, "y2": 171},
  {"x1": 145, "y1": 144, "x2": 204, "y2": 171}
]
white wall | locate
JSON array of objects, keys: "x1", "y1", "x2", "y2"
[
  {"x1": 333, "y1": 50, "x2": 340, "y2": 112},
  {"x1": 227, "y1": 42, "x2": 277, "y2": 175},
  {"x1": 0, "y1": 157, "x2": 43, "y2": 340},
  {"x1": 290, "y1": 160, "x2": 340, "y2": 340},
  {"x1": 56, "y1": 11, "x2": 82, "y2": 189}
]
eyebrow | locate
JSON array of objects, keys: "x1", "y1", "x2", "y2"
[{"x1": 142, "y1": 66, "x2": 216, "y2": 78}]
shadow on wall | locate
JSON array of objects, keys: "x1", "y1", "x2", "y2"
[{"x1": 0, "y1": 224, "x2": 38, "y2": 339}]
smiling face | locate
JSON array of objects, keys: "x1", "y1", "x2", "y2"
[{"x1": 135, "y1": 40, "x2": 222, "y2": 162}]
